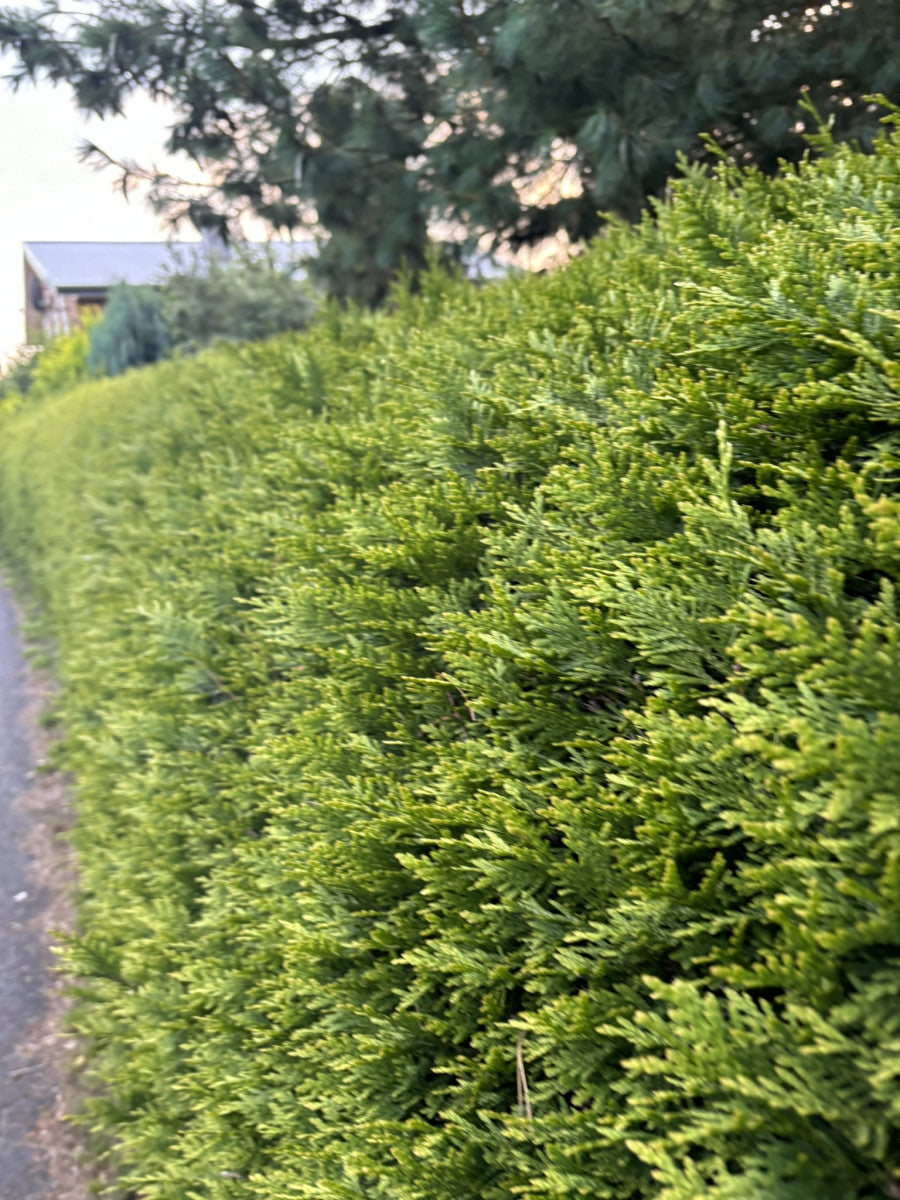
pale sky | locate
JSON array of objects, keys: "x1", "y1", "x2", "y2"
[{"x1": 0, "y1": 62, "x2": 199, "y2": 364}]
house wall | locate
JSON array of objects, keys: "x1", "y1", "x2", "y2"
[
  {"x1": 23, "y1": 259, "x2": 46, "y2": 344},
  {"x1": 24, "y1": 259, "x2": 97, "y2": 344}
]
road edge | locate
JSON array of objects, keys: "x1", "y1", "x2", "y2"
[{"x1": 2, "y1": 578, "x2": 109, "y2": 1200}]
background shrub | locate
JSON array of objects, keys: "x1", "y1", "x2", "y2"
[
  {"x1": 88, "y1": 282, "x2": 170, "y2": 376},
  {"x1": 0, "y1": 342, "x2": 40, "y2": 401},
  {"x1": 2, "y1": 127, "x2": 900, "y2": 1200},
  {"x1": 0, "y1": 317, "x2": 94, "y2": 402},
  {"x1": 29, "y1": 318, "x2": 95, "y2": 397},
  {"x1": 158, "y1": 242, "x2": 319, "y2": 355}
]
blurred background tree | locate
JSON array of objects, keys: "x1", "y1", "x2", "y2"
[
  {"x1": 1, "y1": 1, "x2": 898, "y2": 305},
  {"x1": 158, "y1": 243, "x2": 318, "y2": 354},
  {"x1": 87, "y1": 284, "x2": 170, "y2": 377}
]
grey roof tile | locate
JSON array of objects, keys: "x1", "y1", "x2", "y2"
[{"x1": 23, "y1": 241, "x2": 313, "y2": 291}]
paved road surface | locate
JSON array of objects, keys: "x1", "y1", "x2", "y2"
[{"x1": 0, "y1": 584, "x2": 52, "y2": 1199}]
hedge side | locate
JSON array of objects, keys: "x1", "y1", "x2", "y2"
[{"x1": 3, "y1": 126, "x2": 900, "y2": 1200}]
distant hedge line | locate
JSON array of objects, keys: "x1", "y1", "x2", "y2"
[{"x1": 3, "y1": 124, "x2": 900, "y2": 1200}]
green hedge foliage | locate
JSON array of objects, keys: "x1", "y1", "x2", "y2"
[{"x1": 3, "y1": 123, "x2": 900, "y2": 1200}]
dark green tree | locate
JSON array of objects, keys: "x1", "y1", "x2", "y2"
[
  {"x1": 416, "y1": 0, "x2": 900, "y2": 245},
  {"x1": 2, "y1": 1, "x2": 898, "y2": 302},
  {"x1": 0, "y1": 1, "x2": 439, "y2": 306},
  {"x1": 88, "y1": 283, "x2": 170, "y2": 376}
]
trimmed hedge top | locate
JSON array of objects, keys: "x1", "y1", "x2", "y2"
[{"x1": 3, "y1": 122, "x2": 900, "y2": 1200}]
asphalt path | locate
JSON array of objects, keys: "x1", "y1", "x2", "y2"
[{"x1": 0, "y1": 583, "x2": 52, "y2": 1199}]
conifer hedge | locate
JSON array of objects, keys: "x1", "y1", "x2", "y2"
[{"x1": 3, "y1": 123, "x2": 900, "y2": 1200}]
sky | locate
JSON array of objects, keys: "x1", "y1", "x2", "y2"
[{"x1": 0, "y1": 61, "x2": 198, "y2": 365}]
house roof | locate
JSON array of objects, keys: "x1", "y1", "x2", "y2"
[{"x1": 23, "y1": 240, "x2": 313, "y2": 292}]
